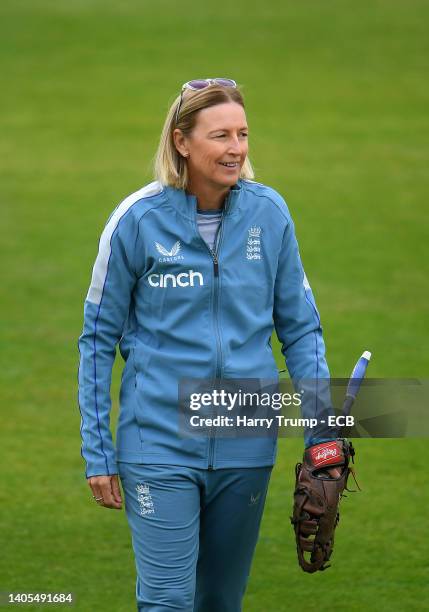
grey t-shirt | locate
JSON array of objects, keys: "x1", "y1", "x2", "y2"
[{"x1": 196, "y1": 209, "x2": 222, "y2": 251}]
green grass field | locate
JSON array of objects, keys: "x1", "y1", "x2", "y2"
[{"x1": 1, "y1": 0, "x2": 428, "y2": 610}]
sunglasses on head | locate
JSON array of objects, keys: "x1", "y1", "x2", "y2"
[{"x1": 175, "y1": 78, "x2": 237, "y2": 125}]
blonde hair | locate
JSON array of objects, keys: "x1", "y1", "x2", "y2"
[{"x1": 153, "y1": 83, "x2": 255, "y2": 190}]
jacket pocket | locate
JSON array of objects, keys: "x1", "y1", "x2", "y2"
[{"x1": 133, "y1": 370, "x2": 147, "y2": 428}]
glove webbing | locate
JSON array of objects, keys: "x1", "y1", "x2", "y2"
[{"x1": 291, "y1": 466, "x2": 338, "y2": 572}]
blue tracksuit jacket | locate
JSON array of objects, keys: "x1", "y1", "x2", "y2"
[{"x1": 77, "y1": 178, "x2": 333, "y2": 478}]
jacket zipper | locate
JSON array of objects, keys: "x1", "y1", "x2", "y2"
[{"x1": 192, "y1": 193, "x2": 230, "y2": 470}]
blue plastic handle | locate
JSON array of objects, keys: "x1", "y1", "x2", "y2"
[{"x1": 346, "y1": 351, "x2": 371, "y2": 399}]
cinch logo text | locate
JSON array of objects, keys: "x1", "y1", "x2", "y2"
[{"x1": 148, "y1": 269, "x2": 204, "y2": 288}]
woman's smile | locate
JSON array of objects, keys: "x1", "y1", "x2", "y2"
[{"x1": 218, "y1": 161, "x2": 240, "y2": 170}]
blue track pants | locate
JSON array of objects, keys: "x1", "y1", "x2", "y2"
[{"x1": 117, "y1": 463, "x2": 273, "y2": 612}]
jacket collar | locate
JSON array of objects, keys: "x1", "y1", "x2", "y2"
[{"x1": 164, "y1": 179, "x2": 243, "y2": 220}]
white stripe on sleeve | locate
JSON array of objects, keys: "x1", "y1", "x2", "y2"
[{"x1": 86, "y1": 181, "x2": 163, "y2": 305}]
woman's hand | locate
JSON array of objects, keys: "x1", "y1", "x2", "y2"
[{"x1": 87, "y1": 474, "x2": 123, "y2": 509}]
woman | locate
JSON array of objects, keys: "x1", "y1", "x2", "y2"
[{"x1": 78, "y1": 78, "x2": 338, "y2": 611}]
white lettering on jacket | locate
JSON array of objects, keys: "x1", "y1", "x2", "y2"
[{"x1": 148, "y1": 270, "x2": 204, "y2": 288}]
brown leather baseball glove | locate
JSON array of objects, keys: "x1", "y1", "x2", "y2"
[{"x1": 290, "y1": 439, "x2": 359, "y2": 573}]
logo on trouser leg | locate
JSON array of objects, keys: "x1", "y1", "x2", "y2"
[
  {"x1": 249, "y1": 491, "x2": 261, "y2": 506},
  {"x1": 136, "y1": 483, "x2": 155, "y2": 516}
]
